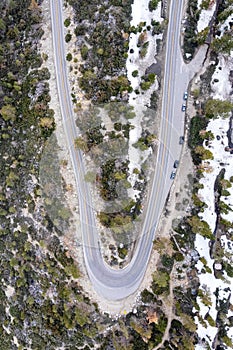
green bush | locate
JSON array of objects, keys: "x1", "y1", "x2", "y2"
[
  {"x1": 148, "y1": 0, "x2": 159, "y2": 11},
  {"x1": 188, "y1": 216, "x2": 214, "y2": 239},
  {"x1": 132, "y1": 70, "x2": 138, "y2": 77},
  {"x1": 152, "y1": 270, "x2": 170, "y2": 295},
  {"x1": 189, "y1": 116, "x2": 208, "y2": 149},
  {"x1": 173, "y1": 252, "x2": 184, "y2": 262},
  {"x1": 205, "y1": 98, "x2": 233, "y2": 118},
  {"x1": 139, "y1": 42, "x2": 149, "y2": 58},
  {"x1": 147, "y1": 73, "x2": 156, "y2": 83},
  {"x1": 141, "y1": 289, "x2": 155, "y2": 303},
  {"x1": 200, "y1": 0, "x2": 211, "y2": 9},
  {"x1": 64, "y1": 18, "x2": 71, "y2": 27},
  {"x1": 66, "y1": 53, "x2": 72, "y2": 61},
  {"x1": 211, "y1": 33, "x2": 233, "y2": 55},
  {"x1": 80, "y1": 45, "x2": 89, "y2": 60},
  {"x1": 194, "y1": 145, "x2": 214, "y2": 160},
  {"x1": 150, "y1": 91, "x2": 158, "y2": 110},
  {"x1": 140, "y1": 81, "x2": 152, "y2": 90},
  {"x1": 219, "y1": 200, "x2": 232, "y2": 214},
  {"x1": 197, "y1": 27, "x2": 209, "y2": 45},
  {"x1": 221, "y1": 189, "x2": 230, "y2": 196},
  {"x1": 65, "y1": 33, "x2": 72, "y2": 42},
  {"x1": 161, "y1": 254, "x2": 174, "y2": 272}
]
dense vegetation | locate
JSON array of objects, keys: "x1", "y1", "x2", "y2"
[
  {"x1": 66, "y1": 0, "x2": 154, "y2": 238},
  {"x1": 182, "y1": 0, "x2": 199, "y2": 60},
  {"x1": 0, "y1": 1, "x2": 101, "y2": 348},
  {"x1": 183, "y1": 0, "x2": 233, "y2": 59},
  {"x1": 213, "y1": 0, "x2": 233, "y2": 54},
  {"x1": 66, "y1": 0, "x2": 133, "y2": 103},
  {"x1": 186, "y1": 24, "x2": 233, "y2": 346},
  {"x1": 74, "y1": 100, "x2": 153, "y2": 240}
]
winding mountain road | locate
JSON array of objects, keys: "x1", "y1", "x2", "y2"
[{"x1": 50, "y1": 0, "x2": 204, "y2": 300}]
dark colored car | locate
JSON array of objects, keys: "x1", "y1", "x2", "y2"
[
  {"x1": 182, "y1": 103, "x2": 186, "y2": 111},
  {"x1": 179, "y1": 136, "x2": 184, "y2": 144},
  {"x1": 170, "y1": 171, "x2": 176, "y2": 180},
  {"x1": 174, "y1": 160, "x2": 179, "y2": 168}
]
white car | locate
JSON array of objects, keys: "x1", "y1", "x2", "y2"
[
  {"x1": 170, "y1": 171, "x2": 176, "y2": 180},
  {"x1": 182, "y1": 103, "x2": 186, "y2": 112}
]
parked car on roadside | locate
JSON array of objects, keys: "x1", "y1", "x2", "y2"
[
  {"x1": 179, "y1": 136, "x2": 184, "y2": 144},
  {"x1": 174, "y1": 160, "x2": 179, "y2": 168},
  {"x1": 170, "y1": 171, "x2": 176, "y2": 180},
  {"x1": 182, "y1": 103, "x2": 186, "y2": 111},
  {"x1": 183, "y1": 91, "x2": 188, "y2": 100}
]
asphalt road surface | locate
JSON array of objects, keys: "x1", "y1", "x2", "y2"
[{"x1": 50, "y1": 0, "x2": 197, "y2": 300}]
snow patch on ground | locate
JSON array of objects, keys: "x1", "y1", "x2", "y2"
[
  {"x1": 198, "y1": 118, "x2": 232, "y2": 229},
  {"x1": 219, "y1": 10, "x2": 233, "y2": 37},
  {"x1": 195, "y1": 239, "x2": 232, "y2": 346},
  {"x1": 126, "y1": 0, "x2": 163, "y2": 199},
  {"x1": 197, "y1": 1, "x2": 216, "y2": 32},
  {"x1": 195, "y1": 122, "x2": 233, "y2": 346},
  {"x1": 130, "y1": 0, "x2": 162, "y2": 26},
  {"x1": 211, "y1": 55, "x2": 233, "y2": 100},
  {"x1": 194, "y1": 50, "x2": 233, "y2": 348},
  {"x1": 4, "y1": 285, "x2": 15, "y2": 298}
]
